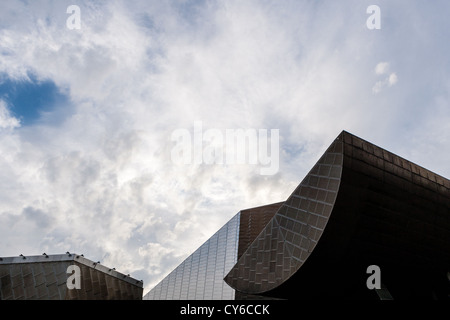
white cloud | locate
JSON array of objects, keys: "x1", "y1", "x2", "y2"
[
  {"x1": 0, "y1": 100, "x2": 20, "y2": 130},
  {"x1": 388, "y1": 72, "x2": 398, "y2": 86},
  {"x1": 372, "y1": 62, "x2": 398, "y2": 93},
  {"x1": 375, "y1": 62, "x2": 390, "y2": 75},
  {"x1": 372, "y1": 72, "x2": 398, "y2": 93}
]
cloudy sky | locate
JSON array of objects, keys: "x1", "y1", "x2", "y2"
[{"x1": 1, "y1": 0, "x2": 449, "y2": 293}]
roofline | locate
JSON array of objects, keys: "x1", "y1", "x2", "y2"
[{"x1": 0, "y1": 253, "x2": 143, "y2": 288}]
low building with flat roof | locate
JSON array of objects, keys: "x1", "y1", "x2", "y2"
[{"x1": 0, "y1": 253, "x2": 143, "y2": 300}]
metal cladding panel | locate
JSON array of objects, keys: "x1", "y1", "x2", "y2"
[
  {"x1": 0, "y1": 254, "x2": 143, "y2": 300},
  {"x1": 331, "y1": 132, "x2": 450, "y2": 269},
  {"x1": 0, "y1": 261, "x2": 71, "y2": 300},
  {"x1": 238, "y1": 202, "x2": 284, "y2": 260},
  {"x1": 224, "y1": 134, "x2": 344, "y2": 294},
  {"x1": 64, "y1": 262, "x2": 143, "y2": 300},
  {"x1": 143, "y1": 212, "x2": 241, "y2": 300},
  {"x1": 143, "y1": 203, "x2": 282, "y2": 300},
  {"x1": 224, "y1": 131, "x2": 450, "y2": 299}
]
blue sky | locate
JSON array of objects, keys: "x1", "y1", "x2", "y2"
[
  {"x1": 0, "y1": 0, "x2": 449, "y2": 293},
  {"x1": 0, "y1": 73, "x2": 69, "y2": 125}
]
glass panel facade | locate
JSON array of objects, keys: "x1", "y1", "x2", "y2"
[{"x1": 143, "y1": 213, "x2": 240, "y2": 300}]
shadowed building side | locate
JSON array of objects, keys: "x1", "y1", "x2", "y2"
[
  {"x1": 224, "y1": 133, "x2": 344, "y2": 294},
  {"x1": 237, "y1": 202, "x2": 284, "y2": 260},
  {"x1": 225, "y1": 131, "x2": 450, "y2": 300}
]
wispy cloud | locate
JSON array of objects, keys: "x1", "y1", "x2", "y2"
[
  {"x1": 0, "y1": 100, "x2": 20, "y2": 129},
  {"x1": 372, "y1": 62, "x2": 398, "y2": 93}
]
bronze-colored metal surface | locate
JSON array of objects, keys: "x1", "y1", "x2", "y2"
[
  {"x1": 225, "y1": 131, "x2": 450, "y2": 299},
  {"x1": 225, "y1": 136, "x2": 344, "y2": 293},
  {"x1": 0, "y1": 254, "x2": 143, "y2": 300},
  {"x1": 238, "y1": 202, "x2": 284, "y2": 259}
]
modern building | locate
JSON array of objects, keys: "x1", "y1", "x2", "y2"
[
  {"x1": 0, "y1": 253, "x2": 143, "y2": 300},
  {"x1": 143, "y1": 202, "x2": 283, "y2": 300},
  {"x1": 145, "y1": 130, "x2": 450, "y2": 300},
  {"x1": 2, "y1": 131, "x2": 449, "y2": 300}
]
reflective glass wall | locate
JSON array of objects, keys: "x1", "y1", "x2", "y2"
[{"x1": 143, "y1": 213, "x2": 240, "y2": 300}]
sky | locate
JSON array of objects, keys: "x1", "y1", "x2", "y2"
[{"x1": 0, "y1": 0, "x2": 450, "y2": 293}]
